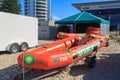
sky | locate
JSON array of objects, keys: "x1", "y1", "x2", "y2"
[{"x1": 19, "y1": 0, "x2": 112, "y2": 20}]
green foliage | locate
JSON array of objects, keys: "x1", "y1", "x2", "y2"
[{"x1": 0, "y1": 0, "x2": 21, "y2": 14}]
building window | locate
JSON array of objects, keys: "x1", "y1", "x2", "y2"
[
  {"x1": 33, "y1": 12, "x2": 35, "y2": 14},
  {"x1": 28, "y1": 1, "x2": 30, "y2": 4}
]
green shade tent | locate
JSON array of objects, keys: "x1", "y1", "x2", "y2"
[{"x1": 55, "y1": 11, "x2": 109, "y2": 24}]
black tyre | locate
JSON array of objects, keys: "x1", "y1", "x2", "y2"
[
  {"x1": 20, "y1": 42, "x2": 28, "y2": 52},
  {"x1": 105, "y1": 41, "x2": 109, "y2": 47},
  {"x1": 14, "y1": 73, "x2": 23, "y2": 80},
  {"x1": 85, "y1": 55, "x2": 96, "y2": 68},
  {"x1": 9, "y1": 43, "x2": 20, "y2": 53}
]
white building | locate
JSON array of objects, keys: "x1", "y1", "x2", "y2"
[
  {"x1": 24, "y1": 0, "x2": 50, "y2": 21},
  {"x1": 24, "y1": 0, "x2": 57, "y2": 39}
]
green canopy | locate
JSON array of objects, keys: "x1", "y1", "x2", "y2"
[{"x1": 55, "y1": 11, "x2": 109, "y2": 24}]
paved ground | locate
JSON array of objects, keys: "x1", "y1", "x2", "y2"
[
  {"x1": 0, "y1": 40, "x2": 54, "y2": 80},
  {"x1": 0, "y1": 40, "x2": 120, "y2": 80},
  {"x1": 42, "y1": 40, "x2": 120, "y2": 80}
]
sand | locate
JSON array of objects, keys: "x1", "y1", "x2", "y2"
[{"x1": 0, "y1": 39, "x2": 120, "y2": 80}]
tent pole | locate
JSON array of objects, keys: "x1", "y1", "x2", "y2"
[{"x1": 74, "y1": 23, "x2": 76, "y2": 33}]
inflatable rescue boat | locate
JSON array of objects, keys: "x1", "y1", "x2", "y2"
[{"x1": 18, "y1": 30, "x2": 107, "y2": 70}]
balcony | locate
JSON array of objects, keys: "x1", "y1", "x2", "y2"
[
  {"x1": 36, "y1": 1, "x2": 47, "y2": 5},
  {"x1": 36, "y1": 11, "x2": 47, "y2": 14},
  {"x1": 36, "y1": 9, "x2": 47, "y2": 12},
  {"x1": 36, "y1": 12, "x2": 47, "y2": 14},
  {"x1": 36, "y1": 7, "x2": 47, "y2": 10},
  {"x1": 37, "y1": 16, "x2": 47, "y2": 20},
  {"x1": 36, "y1": 5, "x2": 47, "y2": 8},
  {"x1": 36, "y1": 14, "x2": 47, "y2": 17}
]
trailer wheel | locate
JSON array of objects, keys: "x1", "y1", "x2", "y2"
[
  {"x1": 20, "y1": 42, "x2": 28, "y2": 52},
  {"x1": 105, "y1": 41, "x2": 109, "y2": 47},
  {"x1": 9, "y1": 43, "x2": 20, "y2": 53},
  {"x1": 14, "y1": 73, "x2": 23, "y2": 80},
  {"x1": 85, "y1": 55, "x2": 96, "y2": 68}
]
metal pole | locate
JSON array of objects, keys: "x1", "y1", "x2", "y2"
[
  {"x1": 118, "y1": 24, "x2": 120, "y2": 35},
  {"x1": 119, "y1": 25, "x2": 120, "y2": 35},
  {"x1": 74, "y1": 23, "x2": 76, "y2": 33},
  {"x1": 49, "y1": 0, "x2": 52, "y2": 21},
  {"x1": 109, "y1": 14, "x2": 111, "y2": 26}
]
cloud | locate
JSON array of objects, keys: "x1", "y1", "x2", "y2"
[{"x1": 52, "y1": 15, "x2": 61, "y2": 21}]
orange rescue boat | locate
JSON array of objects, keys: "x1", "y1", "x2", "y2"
[{"x1": 18, "y1": 31, "x2": 107, "y2": 70}]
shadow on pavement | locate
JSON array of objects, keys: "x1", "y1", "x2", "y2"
[
  {"x1": 1, "y1": 53, "x2": 120, "y2": 80},
  {"x1": 0, "y1": 51, "x2": 11, "y2": 55},
  {"x1": 0, "y1": 64, "x2": 21, "y2": 80},
  {"x1": 70, "y1": 53, "x2": 120, "y2": 80}
]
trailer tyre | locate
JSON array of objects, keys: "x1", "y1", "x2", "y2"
[
  {"x1": 20, "y1": 42, "x2": 28, "y2": 52},
  {"x1": 105, "y1": 41, "x2": 109, "y2": 47},
  {"x1": 85, "y1": 55, "x2": 96, "y2": 68},
  {"x1": 14, "y1": 73, "x2": 23, "y2": 80},
  {"x1": 9, "y1": 43, "x2": 20, "y2": 53}
]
